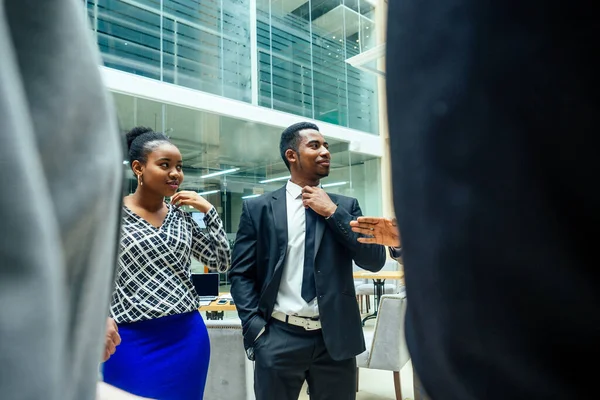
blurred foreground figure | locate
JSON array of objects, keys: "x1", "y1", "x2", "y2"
[
  {"x1": 0, "y1": 0, "x2": 123, "y2": 399},
  {"x1": 386, "y1": 1, "x2": 598, "y2": 399}
]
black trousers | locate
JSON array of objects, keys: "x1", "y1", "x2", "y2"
[{"x1": 253, "y1": 319, "x2": 356, "y2": 400}]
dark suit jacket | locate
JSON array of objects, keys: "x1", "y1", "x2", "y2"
[
  {"x1": 386, "y1": 1, "x2": 598, "y2": 398},
  {"x1": 229, "y1": 186, "x2": 385, "y2": 361}
]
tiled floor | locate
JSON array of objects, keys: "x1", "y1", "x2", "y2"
[
  {"x1": 297, "y1": 361, "x2": 415, "y2": 400},
  {"x1": 205, "y1": 304, "x2": 417, "y2": 400},
  {"x1": 293, "y1": 317, "x2": 415, "y2": 400}
]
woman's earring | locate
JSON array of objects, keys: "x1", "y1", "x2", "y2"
[{"x1": 137, "y1": 174, "x2": 143, "y2": 186}]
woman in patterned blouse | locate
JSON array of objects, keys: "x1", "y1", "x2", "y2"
[{"x1": 103, "y1": 127, "x2": 231, "y2": 400}]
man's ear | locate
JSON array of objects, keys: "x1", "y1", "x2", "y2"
[{"x1": 285, "y1": 148, "x2": 297, "y2": 166}]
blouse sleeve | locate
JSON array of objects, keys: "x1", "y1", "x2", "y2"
[{"x1": 189, "y1": 207, "x2": 231, "y2": 273}]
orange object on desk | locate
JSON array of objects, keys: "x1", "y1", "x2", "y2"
[{"x1": 198, "y1": 292, "x2": 236, "y2": 312}]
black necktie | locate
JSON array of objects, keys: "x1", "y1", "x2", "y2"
[{"x1": 302, "y1": 208, "x2": 317, "y2": 303}]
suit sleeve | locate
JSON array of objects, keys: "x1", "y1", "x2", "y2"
[
  {"x1": 389, "y1": 246, "x2": 403, "y2": 261},
  {"x1": 227, "y1": 201, "x2": 267, "y2": 349},
  {"x1": 325, "y1": 198, "x2": 386, "y2": 272}
]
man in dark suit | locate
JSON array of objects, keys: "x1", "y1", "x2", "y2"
[
  {"x1": 384, "y1": 1, "x2": 598, "y2": 399},
  {"x1": 229, "y1": 122, "x2": 386, "y2": 400}
]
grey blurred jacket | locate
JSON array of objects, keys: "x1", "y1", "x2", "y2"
[{"x1": 0, "y1": 0, "x2": 122, "y2": 399}]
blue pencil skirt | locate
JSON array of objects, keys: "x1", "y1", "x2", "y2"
[{"x1": 103, "y1": 311, "x2": 210, "y2": 400}]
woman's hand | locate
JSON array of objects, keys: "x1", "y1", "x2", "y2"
[
  {"x1": 103, "y1": 317, "x2": 121, "y2": 362},
  {"x1": 171, "y1": 191, "x2": 214, "y2": 213}
]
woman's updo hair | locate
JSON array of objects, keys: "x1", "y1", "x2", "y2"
[{"x1": 125, "y1": 126, "x2": 172, "y2": 167}]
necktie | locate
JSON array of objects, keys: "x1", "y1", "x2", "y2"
[{"x1": 301, "y1": 208, "x2": 317, "y2": 303}]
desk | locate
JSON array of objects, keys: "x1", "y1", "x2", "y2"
[
  {"x1": 198, "y1": 270, "x2": 405, "y2": 323},
  {"x1": 353, "y1": 270, "x2": 404, "y2": 325},
  {"x1": 199, "y1": 300, "x2": 236, "y2": 312},
  {"x1": 199, "y1": 293, "x2": 236, "y2": 320}
]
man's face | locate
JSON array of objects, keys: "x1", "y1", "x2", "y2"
[{"x1": 292, "y1": 129, "x2": 331, "y2": 180}]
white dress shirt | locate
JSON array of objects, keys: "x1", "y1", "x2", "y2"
[{"x1": 273, "y1": 180, "x2": 320, "y2": 318}]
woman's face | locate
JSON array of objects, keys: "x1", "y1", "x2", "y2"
[{"x1": 134, "y1": 142, "x2": 184, "y2": 197}]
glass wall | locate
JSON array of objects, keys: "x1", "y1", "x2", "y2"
[
  {"x1": 114, "y1": 93, "x2": 382, "y2": 271},
  {"x1": 87, "y1": 0, "x2": 252, "y2": 101},
  {"x1": 258, "y1": 0, "x2": 378, "y2": 133},
  {"x1": 86, "y1": 0, "x2": 379, "y2": 133}
]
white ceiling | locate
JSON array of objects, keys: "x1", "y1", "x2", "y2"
[{"x1": 113, "y1": 92, "x2": 377, "y2": 193}]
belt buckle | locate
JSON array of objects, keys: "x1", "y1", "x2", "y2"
[{"x1": 303, "y1": 319, "x2": 320, "y2": 331}]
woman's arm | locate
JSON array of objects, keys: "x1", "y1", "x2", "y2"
[
  {"x1": 170, "y1": 191, "x2": 231, "y2": 273},
  {"x1": 190, "y1": 207, "x2": 231, "y2": 273}
]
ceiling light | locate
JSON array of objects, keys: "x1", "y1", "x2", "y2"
[
  {"x1": 259, "y1": 175, "x2": 290, "y2": 184},
  {"x1": 242, "y1": 194, "x2": 261, "y2": 199},
  {"x1": 201, "y1": 168, "x2": 240, "y2": 178},
  {"x1": 198, "y1": 190, "x2": 219, "y2": 196},
  {"x1": 322, "y1": 181, "x2": 347, "y2": 188}
]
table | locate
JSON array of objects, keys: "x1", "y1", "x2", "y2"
[
  {"x1": 199, "y1": 293, "x2": 236, "y2": 320},
  {"x1": 353, "y1": 270, "x2": 404, "y2": 325},
  {"x1": 198, "y1": 270, "x2": 405, "y2": 323}
]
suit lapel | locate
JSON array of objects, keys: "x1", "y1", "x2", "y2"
[
  {"x1": 270, "y1": 186, "x2": 333, "y2": 261},
  {"x1": 270, "y1": 186, "x2": 288, "y2": 265}
]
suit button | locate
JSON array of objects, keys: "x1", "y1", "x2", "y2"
[{"x1": 317, "y1": 270, "x2": 321, "y2": 273}]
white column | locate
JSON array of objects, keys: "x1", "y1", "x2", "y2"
[
  {"x1": 250, "y1": 0, "x2": 258, "y2": 105},
  {"x1": 375, "y1": 0, "x2": 393, "y2": 219}
]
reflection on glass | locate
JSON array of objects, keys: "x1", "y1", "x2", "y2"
[
  {"x1": 88, "y1": 0, "x2": 251, "y2": 102},
  {"x1": 258, "y1": 0, "x2": 379, "y2": 133},
  {"x1": 88, "y1": 0, "x2": 379, "y2": 134},
  {"x1": 114, "y1": 93, "x2": 382, "y2": 241}
]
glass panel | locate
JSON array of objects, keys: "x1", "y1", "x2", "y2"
[
  {"x1": 323, "y1": 151, "x2": 382, "y2": 217},
  {"x1": 257, "y1": 0, "x2": 378, "y2": 133},
  {"x1": 92, "y1": 0, "x2": 250, "y2": 102},
  {"x1": 114, "y1": 93, "x2": 382, "y2": 241},
  {"x1": 92, "y1": 0, "x2": 378, "y2": 133}
]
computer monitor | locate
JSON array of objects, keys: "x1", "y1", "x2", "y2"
[
  {"x1": 191, "y1": 212, "x2": 206, "y2": 228},
  {"x1": 191, "y1": 273, "x2": 219, "y2": 297}
]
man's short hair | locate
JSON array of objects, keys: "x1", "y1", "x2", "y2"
[{"x1": 279, "y1": 122, "x2": 319, "y2": 170}]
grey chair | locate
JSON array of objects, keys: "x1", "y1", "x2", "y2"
[
  {"x1": 356, "y1": 294, "x2": 410, "y2": 400},
  {"x1": 205, "y1": 319, "x2": 254, "y2": 400},
  {"x1": 355, "y1": 260, "x2": 401, "y2": 318}
]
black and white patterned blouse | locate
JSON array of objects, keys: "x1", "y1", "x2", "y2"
[{"x1": 110, "y1": 204, "x2": 230, "y2": 323}]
